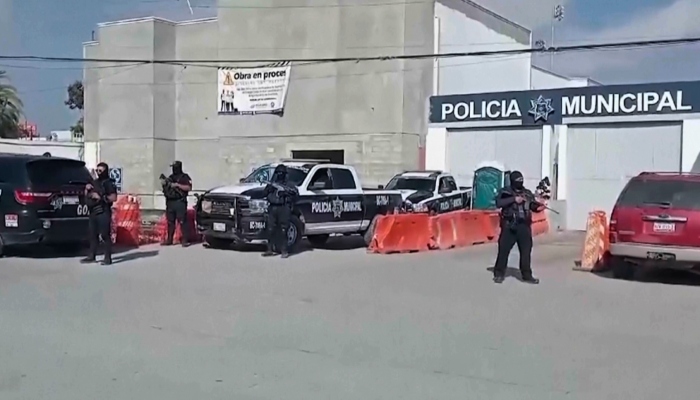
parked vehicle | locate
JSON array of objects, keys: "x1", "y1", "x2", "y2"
[
  {"x1": 195, "y1": 161, "x2": 404, "y2": 250},
  {"x1": 0, "y1": 153, "x2": 93, "y2": 256},
  {"x1": 608, "y1": 172, "x2": 700, "y2": 279},
  {"x1": 384, "y1": 170, "x2": 471, "y2": 213}
]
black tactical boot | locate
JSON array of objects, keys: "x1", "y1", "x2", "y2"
[
  {"x1": 80, "y1": 256, "x2": 96, "y2": 264},
  {"x1": 522, "y1": 276, "x2": 540, "y2": 284},
  {"x1": 493, "y1": 275, "x2": 505, "y2": 284}
]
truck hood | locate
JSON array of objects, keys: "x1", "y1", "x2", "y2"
[
  {"x1": 403, "y1": 190, "x2": 434, "y2": 204},
  {"x1": 208, "y1": 182, "x2": 265, "y2": 196}
]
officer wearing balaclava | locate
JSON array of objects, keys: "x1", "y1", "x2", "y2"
[
  {"x1": 161, "y1": 160, "x2": 193, "y2": 247},
  {"x1": 492, "y1": 170, "x2": 544, "y2": 284},
  {"x1": 81, "y1": 162, "x2": 117, "y2": 265},
  {"x1": 261, "y1": 164, "x2": 298, "y2": 258}
]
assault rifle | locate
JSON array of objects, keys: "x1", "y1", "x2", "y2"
[{"x1": 160, "y1": 173, "x2": 186, "y2": 198}]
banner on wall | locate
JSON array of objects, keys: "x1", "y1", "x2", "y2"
[{"x1": 217, "y1": 62, "x2": 291, "y2": 116}]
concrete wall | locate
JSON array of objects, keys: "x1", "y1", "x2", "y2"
[
  {"x1": 86, "y1": 0, "x2": 437, "y2": 208},
  {"x1": 0, "y1": 139, "x2": 84, "y2": 160},
  {"x1": 435, "y1": 0, "x2": 531, "y2": 94},
  {"x1": 531, "y1": 66, "x2": 592, "y2": 90}
]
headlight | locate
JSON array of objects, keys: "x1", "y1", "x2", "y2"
[
  {"x1": 413, "y1": 203, "x2": 428, "y2": 212},
  {"x1": 249, "y1": 199, "x2": 269, "y2": 213},
  {"x1": 201, "y1": 200, "x2": 212, "y2": 213}
]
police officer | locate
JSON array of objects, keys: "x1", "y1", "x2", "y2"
[
  {"x1": 492, "y1": 170, "x2": 544, "y2": 284},
  {"x1": 262, "y1": 165, "x2": 298, "y2": 259},
  {"x1": 161, "y1": 161, "x2": 193, "y2": 247},
  {"x1": 81, "y1": 162, "x2": 117, "y2": 265}
]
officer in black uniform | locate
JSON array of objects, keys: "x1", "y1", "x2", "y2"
[
  {"x1": 161, "y1": 161, "x2": 193, "y2": 247},
  {"x1": 492, "y1": 170, "x2": 544, "y2": 284},
  {"x1": 81, "y1": 162, "x2": 117, "y2": 265},
  {"x1": 262, "y1": 165, "x2": 298, "y2": 259}
]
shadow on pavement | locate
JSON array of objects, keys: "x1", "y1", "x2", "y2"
[
  {"x1": 6, "y1": 244, "x2": 133, "y2": 259},
  {"x1": 202, "y1": 235, "x2": 367, "y2": 256},
  {"x1": 111, "y1": 250, "x2": 159, "y2": 264},
  {"x1": 486, "y1": 266, "x2": 528, "y2": 282},
  {"x1": 595, "y1": 268, "x2": 700, "y2": 287}
]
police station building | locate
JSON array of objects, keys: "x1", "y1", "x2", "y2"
[{"x1": 426, "y1": 80, "x2": 700, "y2": 231}]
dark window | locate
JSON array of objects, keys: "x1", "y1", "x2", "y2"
[
  {"x1": 25, "y1": 159, "x2": 92, "y2": 186},
  {"x1": 242, "y1": 165, "x2": 308, "y2": 185},
  {"x1": 308, "y1": 168, "x2": 331, "y2": 189},
  {"x1": 330, "y1": 168, "x2": 356, "y2": 189},
  {"x1": 385, "y1": 177, "x2": 435, "y2": 192},
  {"x1": 444, "y1": 177, "x2": 458, "y2": 192},
  {"x1": 617, "y1": 179, "x2": 700, "y2": 210}
]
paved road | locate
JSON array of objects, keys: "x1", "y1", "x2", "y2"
[{"x1": 1, "y1": 233, "x2": 700, "y2": 400}]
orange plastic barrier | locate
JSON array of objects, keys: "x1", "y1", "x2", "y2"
[
  {"x1": 368, "y1": 213, "x2": 434, "y2": 254},
  {"x1": 155, "y1": 208, "x2": 201, "y2": 244},
  {"x1": 113, "y1": 195, "x2": 142, "y2": 247},
  {"x1": 531, "y1": 210, "x2": 549, "y2": 236},
  {"x1": 574, "y1": 210, "x2": 609, "y2": 272}
]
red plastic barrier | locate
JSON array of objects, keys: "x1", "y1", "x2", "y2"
[
  {"x1": 155, "y1": 208, "x2": 201, "y2": 244},
  {"x1": 531, "y1": 210, "x2": 549, "y2": 236},
  {"x1": 113, "y1": 195, "x2": 141, "y2": 247},
  {"x1": 368, "y1": 213, "x2": 434, "y2": 254}
]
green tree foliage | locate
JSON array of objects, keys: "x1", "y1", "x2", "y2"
[
  {"x1": 0, "y1": 71, "x2": 24, "y2": 139},
  {"x1": 66, "y1": 80, "x2": 84, "y2": 140}
]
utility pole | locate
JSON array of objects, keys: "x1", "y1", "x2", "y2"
[{"x1": 551, "y1": 4, "x2": 565, "y2": 71}]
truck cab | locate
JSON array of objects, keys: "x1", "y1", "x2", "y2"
[
  {"x1": 385, "y1": 171, "x2": 471, "y2": 214},
  {"x1": 195, "y1": 161, "x2": 403, "y2": 250}
]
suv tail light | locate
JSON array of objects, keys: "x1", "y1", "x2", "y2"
[
  {"x1": 609, "y1": 211, "x2": 618, "y2": 244},
  {"x1": 14, "y1": 190, "x2": 52, "y2": 205}
]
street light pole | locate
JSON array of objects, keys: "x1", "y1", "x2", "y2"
[{"x1": 550, "y1": 5, "x2": 565, "y2": 70}]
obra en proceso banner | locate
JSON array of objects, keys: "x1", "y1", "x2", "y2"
[{"x1": 217, "y1": 62, "x2": 291, "y2": 116}]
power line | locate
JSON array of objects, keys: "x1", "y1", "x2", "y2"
[{"x1": 2, "y1": 37, "x2": 698, "y2": 66}]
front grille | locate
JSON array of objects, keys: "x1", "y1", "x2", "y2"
[{"x1": 210, "y1": 199, "x2": 235, "y2": 216}]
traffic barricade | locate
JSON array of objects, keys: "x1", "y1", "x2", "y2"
[
  {"x1": 368, "y1": 213, "x2": 434, "y2": 254},
  {"x1": 574, "y1": 210, "x2": 609, "y2": 272},
  {"x1": 113, "y1": 195, "x2": 142, "y2": 247},
  {"x1": 531, "y1": 210, "x2": 549, "y2": 236},
  {"x1": 155, "y1": 208, "x2": 201, "y2": 244}
]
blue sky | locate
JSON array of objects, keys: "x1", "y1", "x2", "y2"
[{"x1": 1, "y1": 0, "x2": 699, "y2": 133}]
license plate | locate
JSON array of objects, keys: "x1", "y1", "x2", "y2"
[
  {"x1": 213, "y1": 222, "x2": 226, "y2": 232},
  {"x1": 63, "y1": 196, "x2": 79, "y2": 205},
  {"x1": 653, "y1": 222, "x2": 675, "y2": 232},
  {"x1": 647, "y1": 252, "x2": 676, "y2": 261}
]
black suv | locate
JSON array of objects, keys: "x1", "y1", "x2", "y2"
[{"x1": 0, "y1": 153, "x2": 93, "y2": 256}]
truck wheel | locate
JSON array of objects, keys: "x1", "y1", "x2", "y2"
[
  {"x1": 307, "y1": 234, "x2": 329, "y2": 247},
  {"x1": 0, "y1": 235, "x2": 4, "y2": 258},
  {"x1": 287, "y1": 215, "x2": 304, "y2": 251},
  {"x1": 610, "y1": 256, "x2": 635, "y2": 280},
  {"x1": 363, "y1": 216, "x2": 379, "y2": 247},
  {"x1": 205, "y1": 236, "x2": 233, "y2": 250}
]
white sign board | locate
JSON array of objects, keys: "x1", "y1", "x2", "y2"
[{"x1": 217, "y1": 63, "x2": 291, "y2": 115}]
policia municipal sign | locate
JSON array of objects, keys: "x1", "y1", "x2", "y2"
[{"x1": 430, "y1": 80, "x2": 700, "y2": 125}]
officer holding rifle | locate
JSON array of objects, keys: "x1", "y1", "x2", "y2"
[
  {"x1": 262, "y1": 165, "x2": 298, "y2": 259},
  {"x1": 81, "y1": 162, "x2": 117, "y2": 265},
  {"x1": 492, "y1": 170, "x2": 545, "y2": 284},
  {"x1": 160, "y1": 161, "x2": 193, "y2": 247}
]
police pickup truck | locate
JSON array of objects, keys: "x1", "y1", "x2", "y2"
[
  {"x1": 195, "y1": 161, "x2": 403, "y2": 250},
  {"x1": 384, "y1": 170, "x2": 471, "y2": 214}
]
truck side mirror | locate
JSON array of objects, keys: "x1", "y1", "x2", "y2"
[
  {"x1": 239, "y1": 178, "x2": 245, "y2": 183},
  {"x1": 378, "y1": 185, "x2": 384, "y2": 189}
]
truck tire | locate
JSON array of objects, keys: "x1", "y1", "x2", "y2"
[
  {"x1": 610, "y1": 256, "x2": 636, "y2": 280},
  {"x1": 0, "y1": 235, "x2": 4, "y2": 258},
  {"x1": 307, "y1": 234, "x2": 329, "y2": 247},
  {"x1": 205, "y1": 236, "x2": 234, "y2": 250},
  {"x1": 287, "y1": 215, "x2": 304, "y2": 251},
  {"x1": 363, "y1": 216, "x2": 380, "y2": 247}
]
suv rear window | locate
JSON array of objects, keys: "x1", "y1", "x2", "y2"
[
  {"x1": 26, "y1": 159, "x2": 92, "y2": 186},
  {"x1": 617, "y1": 179, "x2": 700, "y2": 210},
  {"x1": 385, "y1": 177, "x2": 435, "y2": 192}
]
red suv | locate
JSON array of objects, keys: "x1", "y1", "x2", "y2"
[{"x1": 608, "y1": 172, "x2": 700, "y2": 280}]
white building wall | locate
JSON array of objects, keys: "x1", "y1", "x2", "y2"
[
  {"x1": 435, "y1": 0, "x2": 532, "y2": 95},
  {"x1": 531, "y1": 67, "x2": 593, "y2": 90},
  {"x1": 0, "y1": 139, "x2": 84, "y2": 160}
]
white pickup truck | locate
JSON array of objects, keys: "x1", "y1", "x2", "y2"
[
  {"x1": 195, "y1": 161, "x2": 404, "y2": 250},
  {"x1": 384, "y1": 170, "x2": 472, "y2": 213}
]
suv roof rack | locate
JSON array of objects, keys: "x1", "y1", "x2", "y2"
[{"x1": 402, "y1": 170, "x2": 443, "y2": 174}]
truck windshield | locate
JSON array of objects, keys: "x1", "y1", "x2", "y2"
[
  {"x1": 385, "y1": 177, "x2": 435, "y2": 192},
  {"x1": 242, "y1": 165, "x2": 308, "y2": 186}
]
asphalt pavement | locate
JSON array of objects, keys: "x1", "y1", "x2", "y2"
[{"x1": 1, "y1": 232, "x2": 700, "y2": 400}]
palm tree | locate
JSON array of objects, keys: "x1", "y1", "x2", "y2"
[{"x1": 0, "y1": 70, "x2": 24, "y2": 138}]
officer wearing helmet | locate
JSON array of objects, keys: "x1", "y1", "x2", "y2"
[
  {"x1": 262, "y1": 164, "x2": 299, "y2": 258},
  {"x1": 492, "y1": 170, "x2": 545, "y2": 284}
]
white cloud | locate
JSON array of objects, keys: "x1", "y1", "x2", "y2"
[
  {"x1": 539, "y1": 0, "x2": 700, "y2": 83},
  {"x1": 0, "y1": 0, "x2": 15, "y2": 51}
]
